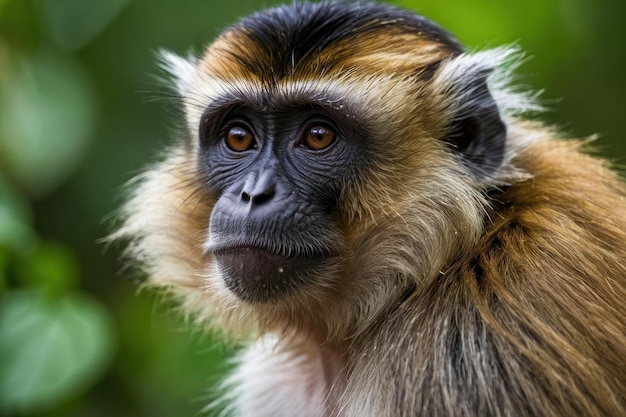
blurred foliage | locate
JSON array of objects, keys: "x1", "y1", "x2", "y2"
[{"x1": 0, "y1": 0, "x2": 624, "y2": 416}]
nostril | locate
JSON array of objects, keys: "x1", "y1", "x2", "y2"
[
  {"x1": 240, "y1": 188, "x2": 275, "y2": 206},
  {"x1": 252, "y1": 189, "x2": 275, "y2": 205}
]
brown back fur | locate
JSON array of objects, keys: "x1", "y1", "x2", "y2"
[{"x1": 343, "y1": 133, "x2": 626, "y2": 416}]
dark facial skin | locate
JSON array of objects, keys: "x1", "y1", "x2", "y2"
[{"x1": 199, "y1": 103, "x2": 366, "y2": 302}]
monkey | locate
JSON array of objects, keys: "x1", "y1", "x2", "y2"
[{"x1": 113, "y1": 1, "x2": 626, "y2": 416}]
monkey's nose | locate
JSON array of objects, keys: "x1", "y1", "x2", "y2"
[
  {"x1": 240, "y1": 170, "x2": 277, "y2": 207},
  {"x1": 241, "y1": 186, "x2": 275, "y2": 206}
]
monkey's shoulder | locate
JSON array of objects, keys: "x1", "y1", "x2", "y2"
[
  {"x1": 492, "y1": 137, "x2": 626, "y2": 262},
  {"x1": 348, "y1": 151, "x2": 626, "y2": 416}
]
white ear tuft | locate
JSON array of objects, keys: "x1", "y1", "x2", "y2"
[
  {"x1": 434, "y1": 46, "x2": 543, "y2": 117},
  {"x1": 158, "y1": 49, "x2": 198, "y2": 95}
]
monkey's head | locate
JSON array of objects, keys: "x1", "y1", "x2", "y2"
[{"x1": 118, "y1": 1, "x2": 530, "y2": 339}]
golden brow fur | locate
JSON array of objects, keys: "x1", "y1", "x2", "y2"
[{"x1": 113, "y1": 11, "x2": 626, "y2": 417}]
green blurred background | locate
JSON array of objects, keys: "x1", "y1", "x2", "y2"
[{"x1": 0, "y1": 0, "x2": 624, "y2": 416}]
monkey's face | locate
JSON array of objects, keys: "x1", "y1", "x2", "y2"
[{"x1": 202, "y1": 105, "x2": 367, "y2": 302}]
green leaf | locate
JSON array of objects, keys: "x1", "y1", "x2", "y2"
[
  {"x1": 0, "y1": 51, "x2": 97, "y2": 197},
  {"x1": 0, "y1": 289, "x2": 116, "y2": 414},
  {"x1": 16, "y1": 242, "x2": 79, "y2": 294},
  {"x1": 0, "y1": 174, "x2": 34, "y2": 251},
  {"x1": 38, "y1": 0, "x2": 130, "y2": 50}
]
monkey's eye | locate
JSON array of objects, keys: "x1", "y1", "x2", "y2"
[
  {"x1": 302, "y1": 125, "x2": 336, "y2": 151},
  {"x1": 225, "y1": 126, "x2": 256, "y2": 152}
]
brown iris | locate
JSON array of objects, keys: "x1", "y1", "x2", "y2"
[
  {"x1": 302, "y1": 125, "x2": 336, "y2": 151},
  {"x1": 225, "y1": 126, "x2": 255, "y2": 152}
]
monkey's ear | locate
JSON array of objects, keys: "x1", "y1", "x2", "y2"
[
  {"x1": 432, "y1": 51, "x2": 510, "y2": 181},
  {"x1": 158, "y1": 50, "x2": 198, "y2": 96}
]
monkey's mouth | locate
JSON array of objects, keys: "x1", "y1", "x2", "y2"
[{"x1": 211, "y1": 247, "x2": 326, "y2": 302}]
